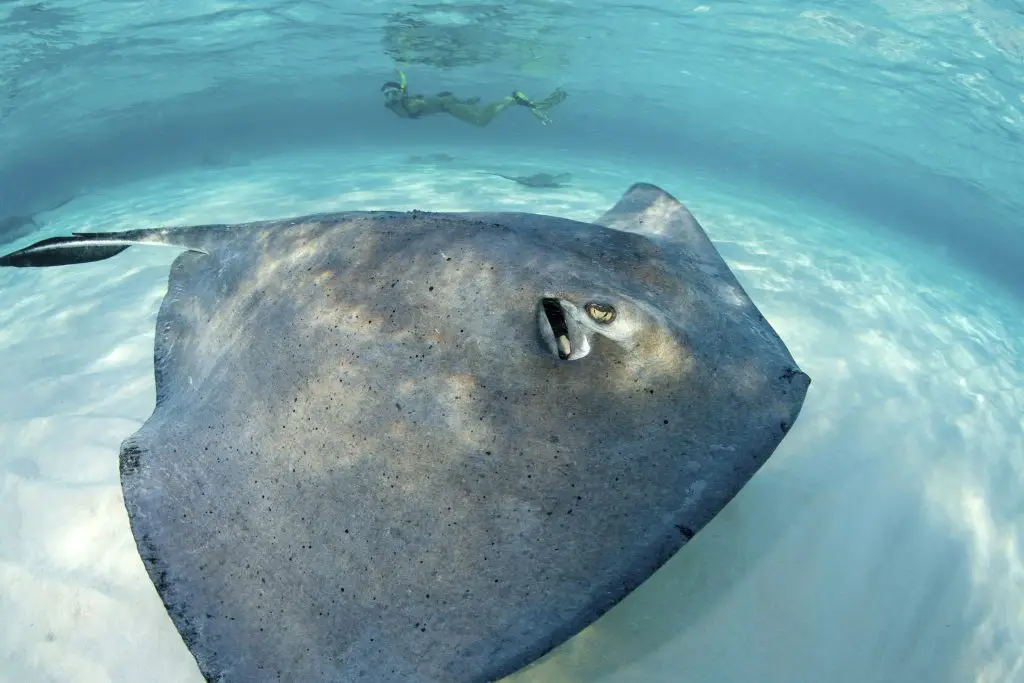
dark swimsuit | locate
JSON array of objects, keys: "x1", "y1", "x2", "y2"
[
  {"x1": 393, "y1": 95, "x2": 425, "y2": 119},
  {"x1": 395, "y1": 92, "x2": 456, "y2": 119}
]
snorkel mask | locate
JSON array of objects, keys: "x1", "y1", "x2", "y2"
[{"x1": 381, "y1": 81, "x2": 403, "y2": 103}]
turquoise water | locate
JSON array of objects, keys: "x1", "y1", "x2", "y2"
[
  {"x1": 0, "y1": 2, "x2": 1022, "y2": 683},
  {"x1": 3, "y1": 1, "x2": 1023, "y2": 293}
]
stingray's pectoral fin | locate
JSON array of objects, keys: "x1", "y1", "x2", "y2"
[
  {"x1": 597, "y1": 183, "x2": 737, "y2": 278},
  {"x1": 595, "y1": 183, "x2": 696, "y2": 237},
  {"x1": 0, "y1": 230, "x2": 206, "y2": 268}
]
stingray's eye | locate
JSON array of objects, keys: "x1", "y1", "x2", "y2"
[{"x1": 584, "y1": 302, "x2": 616, "y2": 324}]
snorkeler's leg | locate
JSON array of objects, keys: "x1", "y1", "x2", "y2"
[
  {"x1": 443, "y1": 97, "x2": 516, "y2": 127},
  {"x1": 532, "y1": 87, "x2": 568, "y2": 111},
  {"x1": 436, "y1": 92, "x2": 481, "y2": 105},
  {"x1": 510, "y1": 88, "x2": 567, "y2": 125}
]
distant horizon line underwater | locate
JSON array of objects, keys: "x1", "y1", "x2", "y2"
[{"x1": 0, "y1": 2, "x2": 1022, "y2": 683}]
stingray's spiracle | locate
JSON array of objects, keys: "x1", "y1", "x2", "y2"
[{"x1": 541, "y1": 297, "x2": 572, "y2": 359}]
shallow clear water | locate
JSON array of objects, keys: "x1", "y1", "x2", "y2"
[{"x1": 0, "y1": 2, "x2": 1022, "y2": 683}]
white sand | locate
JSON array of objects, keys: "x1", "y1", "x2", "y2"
[{"x1": 1, "y1": 148, "x2": 1021, "y2": 683}]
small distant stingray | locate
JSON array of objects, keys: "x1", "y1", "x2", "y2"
[
  {"x1": 0, "y1": 183, "x2": 810, "y2": 682},
  {"x1": 0, "y1": 194, "x2": 78, "y2": 246},
  {"x1": 480, "y1": 171, "x2": 571, "y2": 188},
  {"x1": 406, "y1": 152, "x2": 457, "y2": 164}
]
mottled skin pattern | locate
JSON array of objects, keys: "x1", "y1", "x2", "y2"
[{"x1": 0, "y1": 184, "x2": 810, "y2": 683}]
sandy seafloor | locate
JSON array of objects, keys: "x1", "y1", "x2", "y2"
[{"x1": 0, "y1": 146, "x2": 1022, "y2": 683}]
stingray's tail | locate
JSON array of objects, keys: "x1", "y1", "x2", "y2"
[
  {"x1": 0, "y1": 234, "x2": 134, "y2": 267},
  {"x1": 0, "y1": 229, "x2": 209, "y2": 268}
]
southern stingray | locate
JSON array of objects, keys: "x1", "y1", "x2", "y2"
[
  {"x1": 479, "y1": 172, "x2": 572, "y2": 188},
  {"x1": 0, "y1": 183, "x2": 810, "y2": 682}
]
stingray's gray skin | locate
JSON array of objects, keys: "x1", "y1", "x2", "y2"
[
  {"x1": 0, "y1": 183, "x2": 810, "y2": 683},
  {"x1": 482, "y1": 172, "x2": 571, "y2": 188},
  {"x1": 0, "y1": 194, "x2": 77, "y2": 246}
]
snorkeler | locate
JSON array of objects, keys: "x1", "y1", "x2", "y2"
[{"x1": 382, "y1": 70, "x2": 568, "y2": 127}]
